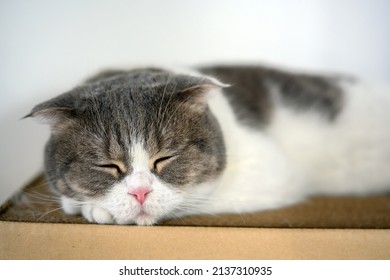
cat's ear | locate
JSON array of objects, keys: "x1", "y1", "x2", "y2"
[
  {"x1": 24, "y1": 93, "x2": 76, "y2": 132},
  {"x1": 176, "y1": 76, "x2": 229, "y2": 112}
]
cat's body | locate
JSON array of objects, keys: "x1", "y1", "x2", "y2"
[{"x1": 28, "y1": 65, "x2": 390, "y2": 225}]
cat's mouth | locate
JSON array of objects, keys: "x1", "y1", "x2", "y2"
[
  {"x1": 132, "y1": 209, "x2": 156, "y2": 226},
  {"x1": 137, "y1": 209, "x2": 149, "y2": 218}
]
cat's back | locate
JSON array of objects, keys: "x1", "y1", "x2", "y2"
[
  {"x1": 201, "y1": 65, "x2": 390, "y2": 196},
  {"x1": 200, "y1": 65, "x2": 345, "y2": 127}
]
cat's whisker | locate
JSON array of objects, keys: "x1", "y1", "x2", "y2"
[
  {"x1": 159, "y1": 80, "x2": 178, "y2": 132},
  {"x1": 60, "y1": 114, "x2": 104, "y2": 145},
  {"x1": 18, "y1": 191, "x2": 61, "y2": 203},
  {"x1": 171, "y1": 204, "x2": 229, "y2": 220},
  {"x1": 157, "y1": 73, "x2": 172, "y2": 129},
  {"x1": 161, "y1": 93, "x2": 194, "y2": 134},
  {"x1": 37, "y1": 206, "x2": 63, "y2": 220},
  {"x1": 24, "y1": 196, "x2": 61, "y2": 204},
  {"x1": 90, "y1": 89, "x2": 110, "y2": 141}
]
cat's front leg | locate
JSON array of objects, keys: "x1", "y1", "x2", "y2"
[{"x1": 61, "y1": 196, "x2": 115, "y2": 224}]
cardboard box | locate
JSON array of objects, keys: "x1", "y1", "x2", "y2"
[{"x1": 1, "y1": 174, "x2": 389, "y2": 259}]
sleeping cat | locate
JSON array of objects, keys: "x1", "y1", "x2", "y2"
[{"x1": 27, "y1": 65, "x2": 390, "y2": 225}]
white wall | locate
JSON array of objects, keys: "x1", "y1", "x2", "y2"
[{"x1": 1, "y1": 0, "x2": 389, "y2": 203}]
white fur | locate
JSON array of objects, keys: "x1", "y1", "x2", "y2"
[
  {"x1": 202, "y1": 79, "x2": 390, "y2": 216},
  {"x1": 186, "y1": 87, "x2": 305, "y2": 215},
  {"x1": 61, "y1": 196, "x2": 81, "y2": 215},
  {"x1": 269, "y1": 81, "x2": 390, "y2": 195},
  {"x1": 63, "y1": 70, "x2": 390, "y2": 225}
]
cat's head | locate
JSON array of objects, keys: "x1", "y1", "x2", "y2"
[{"x1": 28, "y1": 68, "x2": 226, "y2": 225}]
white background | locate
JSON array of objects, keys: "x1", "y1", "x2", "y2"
[
  {"x1": 1, "y1": 0, "x2": 389, "y2": 204},
  {"x1": 0, "y1": 260, "x2": 389, "y2": 279}
]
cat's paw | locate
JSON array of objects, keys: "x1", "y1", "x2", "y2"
[
  {"x1": 61, "y1": 196, "x2": 81, "y2": 215},
  {"x1": 81, "y1": 204, "x2": 115, "y2": 224}
]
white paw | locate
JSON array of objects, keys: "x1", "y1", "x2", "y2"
[
  {"x1": 61, "y1": 196, "x2": 81, "y2": 215},
  {"x1": 81, "y1": 204, "x2": 115, "y2": 224}
]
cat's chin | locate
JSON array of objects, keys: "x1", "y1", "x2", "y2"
[{"x1": 115, "y1": 213, "x2": 158, "y2": 226}]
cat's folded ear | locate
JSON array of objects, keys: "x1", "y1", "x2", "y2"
[
  {"x1": 176, "y1": 76, "x2": 229, "y2": 112},
  {"x1": 24, "y1": 92, "x2": 76, "y2": 132}
]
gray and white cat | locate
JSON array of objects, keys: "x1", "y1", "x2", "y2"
[{"x1": 27, "y1": 65, "x2": 390, "y2": 225}]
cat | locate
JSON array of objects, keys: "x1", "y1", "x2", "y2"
[{"x1": 27, "y1": 65, "x2": 390, "y2": 225}]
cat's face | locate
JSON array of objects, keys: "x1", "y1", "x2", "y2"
[{"x1": 29, "y1": 69, "x2": 226, "y2": 225}]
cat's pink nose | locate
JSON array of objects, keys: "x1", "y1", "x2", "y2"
[{"x1": 128, "y1": 187, "x2": 151, "y2": 205}]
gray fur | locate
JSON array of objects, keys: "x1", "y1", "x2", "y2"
[{"x1": 200, "y1": 65, "x2": 344, "y2": 127}]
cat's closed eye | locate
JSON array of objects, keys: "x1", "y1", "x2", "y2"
[
  {"x1": 95, "y1": 161, "x2": 127, "y2": 177},
  {"x1": 153, "y1": 155, "x2": 176, "y2": 173}
]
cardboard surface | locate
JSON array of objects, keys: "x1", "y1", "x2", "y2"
[
  {"x1": 1, "y1": 174, "x2": 390, "y2": 260},
  {"x1": 1, "y1": 221, "x2": 389, "y2": 260}
]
